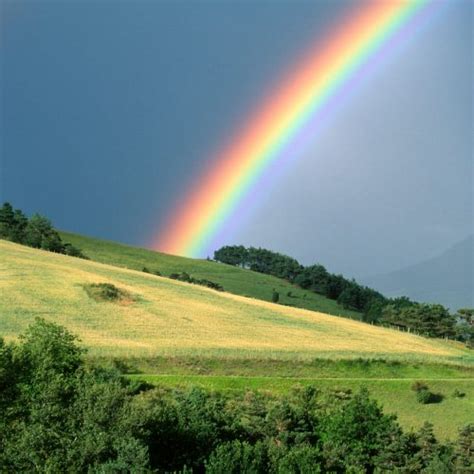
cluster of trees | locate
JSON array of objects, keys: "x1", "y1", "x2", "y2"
[
  {"x1": 0, "y1": 202, "x2": 86, "y2": 258},
  {"x1": 213, "y1": 246, "x2": 385, "y2": 316},
  {"x1": 1, "y1": 319, "x2": 473, "y2": 472},
  {"x1": 169, "y1": 272, "x2": 224, "y2": 291},
  {"x1": 381, "y1": 303, "x2": 474, "y2": 346},
  {"x1": 214, "y1": 245, "x2": 474, "y2": 345}
]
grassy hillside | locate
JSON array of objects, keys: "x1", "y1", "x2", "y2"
[
  {"x1": 59, "y1": 231, "x2": 362, "y2": 319},
  {"x1": 2, "y1": 239, "x2": 473, "y2": 438},
  {"x1": 1, "y1": 239, "x2": 469, "y2": 362}
]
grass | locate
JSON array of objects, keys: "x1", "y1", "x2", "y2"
[
  {"x1": 2, "y1": 238, "x2": 473, "y2": 441},
  {"x1": 94, "y1": 356, "x2": 474, "y2": 377},
  {"x1": 59, "y1": 231, "x2": 362, "y2": 319},
  {"x1": 127, "y1": 374, "x2": 474, "y2": 440},
  {"x1": 1, "y1": 239, "x2": 471, "y2": 363}
]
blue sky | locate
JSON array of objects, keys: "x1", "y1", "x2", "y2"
[{"x1": 2, "y1": 0, "x2": 472, "y2": 276}]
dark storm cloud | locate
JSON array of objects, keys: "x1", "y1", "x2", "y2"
[{"x1": 1, "y1": 0, "x2": 471, "y2": 276}]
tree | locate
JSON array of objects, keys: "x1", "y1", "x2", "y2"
[
  {"x1": 0, "y1": 203, "x2": 28, "y2": 243},
  {"x1": 337, "y1": 284, "x2": 363, "y2": 310},
  {"x1": 325, "y1": 274, "x2": 348, "y2": 300},
  {"x1": 321, "y1": 388, "x2": 404, "y2": 472},
  {"x1": 294, "y1": 264, "x2": 329, "y2": 294},
  {"x1": 456, "y1": 309, "x2": 474, "y2": 348},
  {"x1": 0, "y1": 319, "x2": 150, "y2": 472},
  {"x1": 454, "y1": 424, "x2": 474, "y2": 472},
  {"x1": 24, "y1": 214, "x2": 64, "y2": 252},
  {"x1": 0, "y1": 202, "x2": 15, "y2": 239},
  {"x1": 382, "y1": 303, "x2": 456, "y2": 339},
  {"x1": 214, "y1": 246, "x2": 248, "y2": 267},
  {"x1": 205, "y1": 441, "x2": 269, "y2": 473}
]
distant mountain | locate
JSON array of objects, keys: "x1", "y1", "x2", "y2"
[{"x1": 361, "y1": 236, "x2": 473, "y2": 311}]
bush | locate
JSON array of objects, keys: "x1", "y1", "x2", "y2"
[
  {"x1": 453, "y1": 389, "x2": 466, "y2": 399},
  {"x1": 416, "y1": 389, "x2": 436, "y2": 404},
  {"x1": 412, "y1": 381, "x2": 442, "y2": 404},
  {"x1": 168, "y1": 272, "x2": 223, "y2": 291},
  {"x1": 63, "y1": 243, "x2": 88, "y2": 259},
  {"x1": 272, "y1": 290, "x2": 279, "y2": 303},
  {"x1": 83, "y1": 283, "x2": 131, "y2": 303}
]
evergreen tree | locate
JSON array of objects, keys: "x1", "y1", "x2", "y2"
[
  {"x1": 454, "y1": 424, "x2": 474, "y2": 473},
  {"x1": 0, "y1": 202, "x2": 15, "y2": 239},
  {"x1": 24, "y1": 214, "x2": 64, "y2": 252}
]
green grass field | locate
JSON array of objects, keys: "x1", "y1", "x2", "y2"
[
  {"x1": 59, "y1": 231, "x2": 362, "y2": 319},
  {"x1": 2, "y1": 237, "x2": 473, "y2": 440}
]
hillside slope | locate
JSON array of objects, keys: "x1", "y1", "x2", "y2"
[
  {"x1": 0, "y1": 240, "x2": 470, "y2": 362},
  {"x1": 362, "y1": 236, "x2": 474, "y2": 310},
  {"x1": 59, "y1": 231, "x2": 361, "y2": 319}
]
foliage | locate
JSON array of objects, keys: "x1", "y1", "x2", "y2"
[
  {"x1": 382, "y1": 303, "x2": 457, "y2": 339},
  {"x1": 0, "y1": 320, "x2": 472, "y2": 472},
  {"x1": 83, "y1": 282, "x2": 131, "y2": 302},
  {"x1": 213, "y1": 245, "x2": 473, "y2": 345},
  {"x1": 455, "y1": 308, "x2": 474, "y2": 348},
  {"x1": 0, "y1": 202, "x2": 87, "y2": 259},
  {"x1": 412, "y1": 381, "x2": 442, "y2": 405},
  {"x1": 272, "y1": 290, "x2": 280, "y2": 303},
  {"x1": 58, "y1": 230, "x2": 363, "y2": 320},
  {"x1": 453, "y1": 424, "x2": 474, "y2": 472},
  {"x1": 169, "y1": 271, "x2": 224, "y2": 291},
  {"x1": 215, "y1": 245, "x2": 302, "y2": 281}
]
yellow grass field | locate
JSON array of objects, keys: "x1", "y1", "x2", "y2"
[{"x1": 0, "y1": 239, "x2": 471, "y2": 361}]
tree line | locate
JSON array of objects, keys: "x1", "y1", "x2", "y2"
[
  {"x1": 0, "y1": 202, "x2": 86, "y2": 258},
  {"x1": 1, "y1": 319, "x2": 472, "y2": 472},
  {"x1": 214, "y1": 246, "x2": 474, "y2": 346}
]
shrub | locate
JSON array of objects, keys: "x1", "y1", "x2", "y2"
[
  {"x1": 63, "y1": 243, "x2": 88, "y2": 259},
  {"x1": 453, "y1": 389, "x2": 466, "y2": 399},
  {"x1": 416, "y1": 389, "x2": 435, "y2": 404},
  {"x1": 83, "y1": 283, "x2": 131, "y2": 303},
  {"x1": 272, "y1": 290, "x2": 279, "y2": 303},
  {"x1": 168, "y1": 272, "x2": 223, "y2": 291}
]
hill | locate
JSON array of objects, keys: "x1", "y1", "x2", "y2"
[
  {"x1": 362, "y1": 235, "x2": 474, "y2": 310},
  {"x1": 59, "y1": 231, "x2": 362, "y2": 320},
  {"x1": 0, "y1": 239, "x2": 469, "y2": 361},
  {"x1": 2, "y1": 238, "x2": 473, "y2": 438}
]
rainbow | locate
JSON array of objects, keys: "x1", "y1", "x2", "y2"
[{"x1": 155, "y1": 0, "x2": 429, "y2": 257}]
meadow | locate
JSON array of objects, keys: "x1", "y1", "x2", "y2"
[
  {"x1": 1, "y1": 238, "x2": 473, "y2": 439},
  {"x1": 1, "y1": 239, "x2": 469, "y2": 361},
  {"x1": 59, "y1": 231, "x2": 362, "y2": 319}
]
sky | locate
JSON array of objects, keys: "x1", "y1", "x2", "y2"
[{"x1": 1, "y1": 0, "x2": 472, "y2": 277}]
